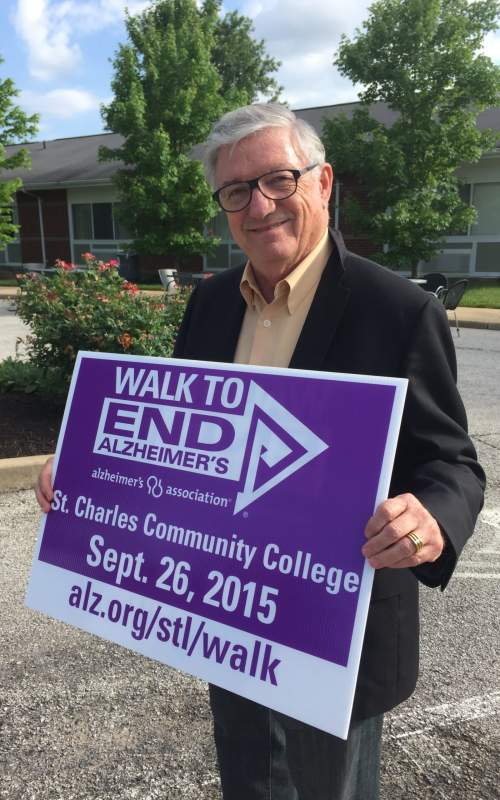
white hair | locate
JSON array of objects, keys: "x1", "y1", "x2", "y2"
[{"x1": 203, "y1": 103, "x2": 326, "y2": 188}]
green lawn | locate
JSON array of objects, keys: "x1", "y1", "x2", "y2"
[{"x1": 462, "y1": 284, "x2": 500, "y2": 309}]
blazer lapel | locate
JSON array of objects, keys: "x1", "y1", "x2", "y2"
[
  {"x1": 289, "y1": 231, "x2": 351, "y2": 370},
  {"x1": 208, "y1": 269, "x2": 246, "y2": 363}
]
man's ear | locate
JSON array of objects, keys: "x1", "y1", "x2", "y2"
[{"x1": 319, "y1": 162, "x2": 334, "y2": 203}]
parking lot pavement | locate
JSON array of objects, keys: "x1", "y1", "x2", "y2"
[
  {"x1": 378, "y1": 328, "x2": 500, "y2": 799},
  {"x1": 381, "y1": 502, "x2": 500, "y2": 799},
  {"x1": 0, "y1": 299, "x2": 29, "y2": 360},
  {"x1": 0, "y1": 491, "x2": 220, "y2": 800},
  {"x1": 0, "y1": 330, "x2": 499, "y2": 799}
]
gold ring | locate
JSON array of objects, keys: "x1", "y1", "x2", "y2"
[{"x1": 407, "y1": 531, "x2": 424, "y2": 554}]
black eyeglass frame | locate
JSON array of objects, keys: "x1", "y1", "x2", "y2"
[{"x1": 212, "y1": 163, "x2": 319, "y2": 212}]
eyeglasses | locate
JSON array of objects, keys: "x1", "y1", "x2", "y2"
[{"x1": 213, "y1": 163, "x2": 319, "y2": 212}]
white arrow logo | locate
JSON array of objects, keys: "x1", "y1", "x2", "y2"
[{"x1": 234, "y1": 381, "x2": 329, "y2": 514}]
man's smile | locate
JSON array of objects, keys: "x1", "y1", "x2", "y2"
[{"x1": 246, "y1": 219, "x2": 290, "y2": 233}]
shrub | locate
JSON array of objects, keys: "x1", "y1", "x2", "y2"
[
  {"x1": 13, "y1": 254, "x2": 190, "y2": 394},
  {"x1": 0, "y1": 357, "x2": 66, "y2": 399}
]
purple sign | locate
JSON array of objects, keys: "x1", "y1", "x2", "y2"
[{"x1": 26, "y1": 352, "x2": 407, "y2": 737}]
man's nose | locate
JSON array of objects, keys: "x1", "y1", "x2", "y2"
[{"x1": 247, "y1": 186, "x2": 276, "y2": 216}]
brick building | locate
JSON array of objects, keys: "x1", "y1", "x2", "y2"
[{"x1": 2, "y1": 102, "x2": 500, "y2": 279}]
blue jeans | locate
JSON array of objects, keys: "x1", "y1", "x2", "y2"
[{"x1": 209, "y1": 686, "x2": 383, "y2": 800}]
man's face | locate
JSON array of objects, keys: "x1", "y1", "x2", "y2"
[{"x1": 214, "y1": 127, "x2": 333, "y2": 292}]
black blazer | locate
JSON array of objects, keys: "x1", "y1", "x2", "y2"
[{"x1": 174, "y1": 229, "x2": 485, "y2": 719}]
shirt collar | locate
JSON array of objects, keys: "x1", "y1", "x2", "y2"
[{"x1": 239, "y1": 229, "x2": 332, "y2": 315}]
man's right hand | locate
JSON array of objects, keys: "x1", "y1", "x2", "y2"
[{"x1": 35, "y1": 456, "x2": 54, "y2": 513}]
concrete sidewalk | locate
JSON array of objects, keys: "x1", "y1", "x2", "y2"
[
  {"x1": 0, "y1": 454, "x2": 52, "y2": 494},
  {"x1": 447, "y1": 305, "x2": 500, "y2": 330}
]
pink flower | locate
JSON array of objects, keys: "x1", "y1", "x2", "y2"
[
  {"x1": 108, "y1": 259, "x2": 119, "y2": 268},
  {"x1": 122, "y1": 281, "x2": 139, "y2": 295},
  {"x1": 55, "y1": 258, "x2": 74, "y2": 271},
  {"x1": 82, "y1": 252, "x2": 95, "y2": 261}
]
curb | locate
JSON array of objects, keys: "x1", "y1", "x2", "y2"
[
  {"x1": 0, "y1": 454, "x2": 52, "y2": 494},
  {"x1": 450, "y1": 318, "x2": 500, "y2": 331}
]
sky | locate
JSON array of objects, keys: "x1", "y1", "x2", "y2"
[{"x1": 1, "y1": 0, "x2": 500, "y2": 143}]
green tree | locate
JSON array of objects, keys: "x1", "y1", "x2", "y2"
[
  {"x1": 0, "y1": 55, "x2": 38, "y2": 249},
  {"x1": 323, "y1": 0, "x2": 500, "y2": 274},
  {"x1": 100, "y1": 0, "x2": 222, "y2": 262},
  {"x1": 206, "y1": 1, "x2": 282, "y2": 108},
  {"x1": 100, "y1": 0, "x2": 281, "y2": 264}
]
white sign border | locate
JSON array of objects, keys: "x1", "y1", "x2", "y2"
[{"x1": 26, "y1": 351, "x2": 408, "y2": 739}]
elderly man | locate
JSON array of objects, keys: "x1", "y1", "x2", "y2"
[
  {"x1": 37, "y1": 103, "x2": 484, "y2": 799},
  {"x1": 172, "y1": 104, "x2": 484, "y2": 799}
]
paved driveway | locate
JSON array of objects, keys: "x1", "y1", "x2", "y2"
[{"x1": 0, "y1": 299, "x2": 29, "y2": 360}]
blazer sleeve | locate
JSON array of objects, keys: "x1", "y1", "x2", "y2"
[{"x1": 392, "y1": 296, "x2": 485, "y2": 589}]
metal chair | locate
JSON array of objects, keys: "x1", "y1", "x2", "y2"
[
  {"x1": 422, "y1": 272, "x2": 448, "y2": 295},
  {"x1": 443, "y1": 279, "x2": 469, "y2": 337},
  {"x1": 158, "y1": 268, "x2": 178, "y2": 297}
]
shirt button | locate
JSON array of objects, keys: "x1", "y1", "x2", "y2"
[{"x1": 263, "y1": 319, "x2": 272, "y2": 327}]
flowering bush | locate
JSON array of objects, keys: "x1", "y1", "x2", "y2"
[{"x1": 13, "y1": 253, "x2": 189, "y2": 393}]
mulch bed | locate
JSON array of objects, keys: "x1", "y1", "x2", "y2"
[{"x1": 0, "y1": 393, "x2": 63, "y2": 459}]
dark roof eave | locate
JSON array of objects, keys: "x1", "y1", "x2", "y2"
[{"x1": 16, "y1": 178, "x2": 115, "y2": 190}]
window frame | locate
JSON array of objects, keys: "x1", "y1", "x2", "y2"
[{"x1": 69, "y1": 200, "x2": 132, "y2": 265}]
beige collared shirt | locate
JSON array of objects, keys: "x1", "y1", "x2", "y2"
[{"x1": 234, "y1": 230, "x2": 332, "y2": 368}]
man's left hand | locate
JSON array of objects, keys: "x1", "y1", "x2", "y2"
[{"x1": 362, "y1": 493, "x2": 445, "y2": 568}]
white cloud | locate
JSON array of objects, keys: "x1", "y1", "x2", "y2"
[
  {"x1": 12, "y1": 0, "x2": 370, "y2": 107},
  {"x1": 249, "y1": 0, "x2": 368, "y2": 58},
  {"x1": 49, "y1": 0, "x2": 150, "y2": 34},
  {"x1": 12, "y1": 0, "x2": 150, "y2": 81},
  {"x1": 239, "y1": 1, "x2": 264, "y2": 17},
  {"x1": 241, "y1": 0, "x2": 370, "y2": 107},
  {"x1": 13, "y1": 0, "x2": 82, "y2": 81},
  {"x1": 483, "y1": 31, "x2": 500, "y2": 63},
  {"x1": 277, "y1": 51, "x2": 359, "y2": 108},
  {"x1": 21, "y1": 88, "x2": 102, "y2": 119}
]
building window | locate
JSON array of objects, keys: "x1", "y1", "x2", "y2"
[
  {"x1": 72, "y1": 204, "x2": 92, "y2": 239},
  {"x1": 71, "y1": 202, "x2": 132, "y2": 264},
  {"x1": 93, "y1": 203, "x2": 114, "y2": 239},
  {"x1": 476, "y1": 242, "x2": 500, "y2": 272},
  {"x1": 425, "y1": 250, "x2": 472, "y2": 273},
  {"x1": 422, "y1": 179, "x2": 500, "y2": 276},
  {"x1": 71, "y1": 202, "x2": 131, "y2": 241},
  {"x1": 470, "y1": 183, "x2": 500, "y2": 235}
]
